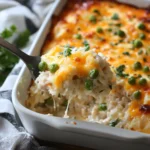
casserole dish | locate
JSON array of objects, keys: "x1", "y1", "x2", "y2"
[{"x1": 12, "y1": 0, "x2": 150, "y2": 149}]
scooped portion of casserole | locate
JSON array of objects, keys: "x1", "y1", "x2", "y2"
[
  {"x1": 26, "y1": 0, "x2": 150, "y2": 134},
  {"x1": 27, "y1": 45, "x2": 116, "y2": 119}
]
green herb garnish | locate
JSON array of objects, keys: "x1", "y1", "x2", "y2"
[
  {"x1": 63, "y1": 46, "x2": 72, "y2": 56},
  {"x1": 85, "y1": 79, "x2": 93, "y2": 90},
  {"x1": 123, "y1": 52, "x2": 130, "y2": 56},
  {"x1": 93, "y1": 9, "x2": 100, "y2": 15},
  {"x1": 116, "y1": 65, "x2": 128, "y2": 77},
  {"x1": 89, "y1": 69, "x2": 99, "y2": 79},
  {"x1": 109, "y1": 119, "x2": 120, "y2": 127},
  {"x1": 83, "y1": 40, "x2": 90, "y2": 51},
  {"x1": 98, "y1": 103, "x2": 107, "y2": 111}
]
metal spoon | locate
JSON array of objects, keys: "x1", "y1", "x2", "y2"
[{"x1": 0, "y1": 37, "x2": 41, "y2": 80}]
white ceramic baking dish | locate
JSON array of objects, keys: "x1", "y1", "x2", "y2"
[{"x1": 12, "y1": 0, "x2": 150, "y2": 149}]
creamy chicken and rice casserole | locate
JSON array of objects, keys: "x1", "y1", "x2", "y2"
[{"x1": 26, "y1": 0, "x2": 150, "y2": 134}]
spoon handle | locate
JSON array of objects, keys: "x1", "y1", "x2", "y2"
[{"x1": 0, "y1": 37, "x2": 30, "y2": 62}]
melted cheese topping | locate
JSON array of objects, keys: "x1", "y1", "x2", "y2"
[
  {"x1": 40, "y1": 0, "x2": 150, "y2": 133},
  {"x1": 42, "y1": 46, "x2": 99, "y2": 88}
]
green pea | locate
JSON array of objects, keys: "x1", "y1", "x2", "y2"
[
  {"x1": 133, "y1": 91, "x2": 141, "y2": 99},
  {"x1": 49, "y1": 63, "x2": 59, "y2": 73},
  {"x1": 85, "y1": 79, "x2": 93, "y2": 90},
  {"x1": 98, "y1": 103, "x2": 107, "y2": 111},
  {"x1": 133, "y1": 62, "x2": 142, "y2": 70},
  {"x1": 133, "y1": 40, "x2": 143, "y2": 48},
  {"x1": 138, "y1": 78, "x2": 147, "y2": 85},
  {"x1": 143, "y1": 66, "x2": 150, "y2": 72},
  {"x1": 116, "y1": 30, "x2": 126, "y2": 37},
  {"x1": 139, "y1": 33, "x2": 146, "y2": 40},
  {"x1": 63, "y1": 47, "x2": 72, "y2": 56},
  {"x1": 38, "y1": 61, "x2": 47, "y2": 71},
  {"x1": 128, "y1": 76, "x2": 136, "y2": 85},
  {"x1": 45, "y1": 97, "x2": 53, "y2": 106},
  {"x1": 111, "y1": 13, "x2": 119, "y2": 20},
  {"x1": 137, "y1": 23, "x2": 146, "y2": 30},
  {"x1": 74, "y1": 34, "x2": 82, "y2": 39},
  {"x1": 89, "y1": 15, "x2": 97, "y2": 23},
  {"x1": 96, "y1": 27, "x2": 103, "y2": 33},
  {"x1": 89, "y1": 69, "x2": 99, "y2": 79}
]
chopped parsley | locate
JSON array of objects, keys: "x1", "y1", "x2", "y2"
[
  {"x1": 115, "y1": 65, "x2": 128, "y2": 77},
  {"x1": 93, "y1": 9, "x2": 100, "y2": 15},
  {"x1": 123, "y1": 52, "x2": 130, "y2": 56},
  {"x1": 83, "y1": 40, "x2": 90, "y2": 51},
  {"x1": 63, "y1": 45, "x2": 72, "y2": 56},
  {"x1": 109, "y1": 119, "x2": 120, "y2": 127},
  {"x1": 85, "y1": 79, "x2": 93, "y2": 90},
  {"x1": 89, "y1": 69, "x2": 99, "y2": 79},
  {"x1": 98, "y1": 103, "x2": 107, "y2": 111}
]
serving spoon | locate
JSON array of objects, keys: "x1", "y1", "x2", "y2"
[{"x1": 0, "y1": 37, "x2": 41, "y2": 80}]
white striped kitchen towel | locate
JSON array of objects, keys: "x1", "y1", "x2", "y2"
[{"x1": 0, "y1": 0, "x2": 60, "y2": 149}]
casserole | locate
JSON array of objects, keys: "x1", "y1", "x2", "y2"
[{"x1": 12, "y1": 0, "x2": 150, "y2": 149}]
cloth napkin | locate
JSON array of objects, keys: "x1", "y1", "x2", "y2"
[{"x1": 0, "y1": 0, "x2": 60, "y2": 149}]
